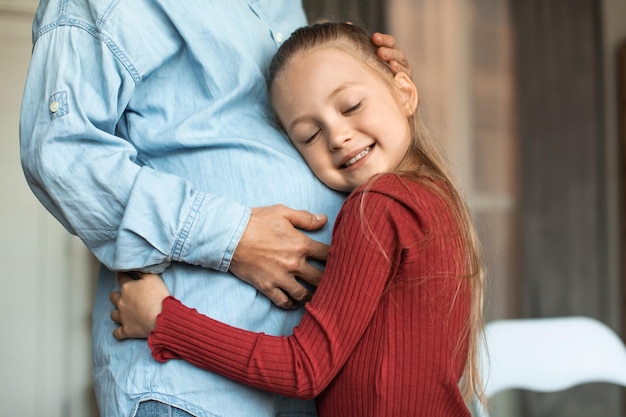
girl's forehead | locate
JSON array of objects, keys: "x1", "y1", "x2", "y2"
[
  {"x1": 283, "y1": 47, "x2": 372, "y2": 79},
  {"x1": 272, "y1": 49, "x2": 398, "y2": 109}
]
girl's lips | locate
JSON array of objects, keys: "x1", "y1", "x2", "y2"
[{"x1": 340, "y1": 145, "x2": 372, "y2": 169}]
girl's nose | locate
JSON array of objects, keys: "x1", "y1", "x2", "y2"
[{"x1": 327, "y1": 123, "x2": 352, "y2": 151}]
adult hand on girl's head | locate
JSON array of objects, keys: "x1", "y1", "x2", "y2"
[
  {"x1": 371, "y1": 32, "x2": 413, "y2": 77},
  {"x1": 110, "y1": 272, "x2": 171, "y2": 340}
]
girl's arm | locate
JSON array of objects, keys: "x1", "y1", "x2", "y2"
[{"x1": 112, "y1": 188, "x2": 410, "y2": 398}]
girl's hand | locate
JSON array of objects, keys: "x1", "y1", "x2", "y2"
[
  {"x1": 109, "y1": 272, "x2": 170, "y2": 340},
  {"x1": 372, "y1": 32, "x2": 413, "y2": 77}
]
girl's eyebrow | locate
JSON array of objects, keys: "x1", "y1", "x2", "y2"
[
  {"x1": 287, "y1": 82, "x2": 358, "y2": 132},
  {"x1": 287, "y1": 115, "x2": 314, "y2": 133},
  {"x1": 328, "y1": 81, "x2": 357, "y2": 99}
]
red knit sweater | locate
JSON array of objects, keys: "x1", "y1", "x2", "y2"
[{"x1": 149, "y1": 174, "x2": 471, "y2": 417}]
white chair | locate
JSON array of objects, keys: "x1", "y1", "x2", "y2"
[{"x1": 474, "y1": 316, "x2": 626, "y2": 416}]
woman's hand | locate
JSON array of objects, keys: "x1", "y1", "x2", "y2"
[
  {"x1": 372, "y1": 32, "x2": 413, "y2": 77},
  {"x1": 109, "y1": 272, "x2": 170, "y2": 340}
]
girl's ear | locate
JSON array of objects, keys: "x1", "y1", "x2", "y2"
[{"x1": 393, "y1": 72, "x2": 418, "y2": 116}]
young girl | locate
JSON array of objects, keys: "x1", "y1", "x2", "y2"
[{"x1": 111, "y1": 22, "x2": 485, "y2": 416}]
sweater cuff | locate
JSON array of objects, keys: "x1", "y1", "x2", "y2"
[{"x1": 148, "y1": 296, "x2": 188, "y2": 363}]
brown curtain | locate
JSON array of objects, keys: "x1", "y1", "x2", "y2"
[
  {"x1": 512, "y1": 0, "x2": 621, "y2": 415},
  {"x1": 302, "y1": 0, "x2": 387, "y2": 32}
]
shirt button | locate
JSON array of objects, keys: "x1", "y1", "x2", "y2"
[
  {"x1": 49, "y1": 101, "x2": 59, "y2": 113},
  {"x1": 274, "y1": 32, "x2": 284, "y2": 43}
]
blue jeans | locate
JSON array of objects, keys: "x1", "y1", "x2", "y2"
[{"x1": 135, "y1": 400, "x2": 196, "y2": 417}]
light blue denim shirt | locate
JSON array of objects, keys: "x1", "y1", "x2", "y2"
[{"x1": 20, "y1": 1, "x2": 345, "y2": 416}]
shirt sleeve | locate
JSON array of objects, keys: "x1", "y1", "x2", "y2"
[
  {"x1": 148, "y1": 189, "x2": 410, "y2": 398},
  {"x1": 19, "y1": 23, "x2": 247, "y2": 273}
]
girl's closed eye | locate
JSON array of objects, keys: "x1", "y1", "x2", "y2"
[
  {"x1": 342, "y1": 101, "x2": 362, "y2": 115},
  {"x1": 302, "y1": 129, "x2": 321, "y2": 145}
]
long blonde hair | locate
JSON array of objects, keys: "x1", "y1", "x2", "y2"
[{"x1": 269, "y1": 22, "x2": 486, "y2": 406}]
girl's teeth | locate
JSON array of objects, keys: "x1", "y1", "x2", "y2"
[{"x1": 344, "y1": 146, "x2": 371, "y2": 168}]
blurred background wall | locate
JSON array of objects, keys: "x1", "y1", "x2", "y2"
[
  {"x1": 1, "y1": 0, "x2": 624, "y2": 416},
  {"x1": 0, "y1": 1, "x2": 98, "y2": 416}
]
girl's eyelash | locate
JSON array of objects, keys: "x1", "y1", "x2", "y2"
[
  {"x1": 303, "y1": 130, "x2": 320, "y2": 144},
  {"x1": 343, "y1": 102, "x2": 362, "y2": 114}
]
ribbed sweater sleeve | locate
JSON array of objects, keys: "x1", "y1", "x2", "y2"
[{"x1": 148, "y1": 180, "x2": 407, "y2": 398}]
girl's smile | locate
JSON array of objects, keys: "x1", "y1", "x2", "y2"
[
  {"x1": 339, "y1": 144, "x2": 373, "y2": 170},
  {"x1": 271, "y1": 47, "x2": 418, "y2": 192}
]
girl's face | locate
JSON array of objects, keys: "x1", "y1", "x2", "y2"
[{"x1": 272, "y1": 47, "x2": 418, "y2": 192}]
